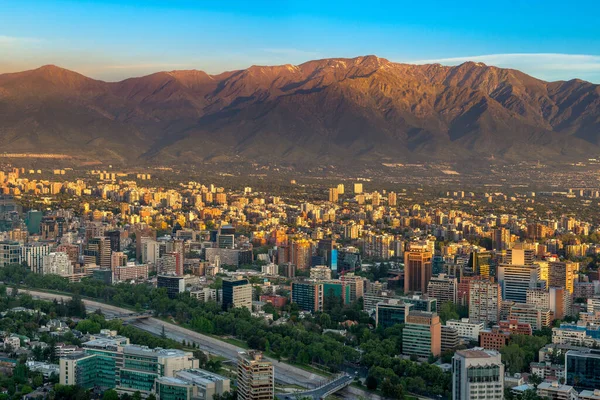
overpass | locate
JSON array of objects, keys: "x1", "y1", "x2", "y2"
[{"x1": 276, "y1": 374, "x2": 354, "y2": 400}]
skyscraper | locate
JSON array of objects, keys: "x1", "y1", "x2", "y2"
[
  {"x1": 427, "y1": 274, "x2": 458, "y2": 305},
  {"x1": 404, "y1": 243, "x2": 433, "y2": 294},
  {"x1": 491, "y1": 227, "x2": 510, "y2": 251},
  {"x1": 469, "y1": 279, "x2": 501, "y2": 324},
  {"x1": 498, "y1": 264, "x2": 542, "y2": 303},
  {"x1": 328, "y1": 187, "x2": 339, "y2": 203},
  {"x1": 549, "y1": 261, "x2": 579, "y2": 294}
]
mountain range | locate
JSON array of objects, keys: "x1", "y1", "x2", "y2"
[{"x1": 1, "y1": 55, "x2": 599, "y2": 166}]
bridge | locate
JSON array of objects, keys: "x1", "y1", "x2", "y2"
[{"x1": 276, "y1": 374, "x2": 354, "y2": 400}]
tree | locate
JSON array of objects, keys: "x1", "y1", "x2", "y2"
[
  {"x1": 438, "y1": 302, "x2": 460, "y2": 323},
  {"x1": 102, "y1": 389, "x2": 119, "y2": 400},
  {"x1": 501, "y1": 344, "x2": 525, "y2": 374},
  {"x1": 366, "y1": 375, "x2": 378, "y2": 390}
]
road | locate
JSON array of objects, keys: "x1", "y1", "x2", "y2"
[
  {"x1": 21, "y1": 289, "x2": 385, "y2": 398},
  {"x1": 277, "y1": 374, "x2": 354, "y2": 400}
]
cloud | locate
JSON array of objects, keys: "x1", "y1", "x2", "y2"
[
  {"x1": 405, "y1": 53, "x2": 600, "y2": 82},
  {"x1": 0, "y1": 35, "x2": 41, "y2": 46}
]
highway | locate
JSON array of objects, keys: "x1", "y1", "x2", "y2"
[{"x1": 20, "y1": 289, "x2": 384, "y2": 398}]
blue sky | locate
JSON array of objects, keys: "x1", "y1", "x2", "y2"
[{"x1": 1, "y1": 0, "x2": 600, "y2": 82}]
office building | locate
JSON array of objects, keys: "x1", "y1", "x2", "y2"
[
  {"x1": 469, "y1": 279, "x2": 501, "y2": 324},
  {"x1": 21, "y1": 243, "x2": 52, "y2": 274},
  {"x1": 452, "y1": 349, "x2": 504, "y2": 400},
  {"x1": 400, "y1": 294, "x2": 437, "y2": 313},
  {"x1": 60, "y1": 341, "x2": 198, "y2": 394},
  {"x1": 222, "y1": 277, "x2": 252, "y2": 311},
  {"x1": 157, "y1": 275, "x2": 185, "y2": 299},
  {"x1": 340, "y1": 273, "x2": 365, "y2": 302},
  {"x1": 498, "y1": 319, "x2": 533, "y2": 336},
  {"x1": 498, "y1": 264, "x2": 542, "y2": 303},
  {"x1": 237, "y1": 351, "x2": 274, "y2": 400},
  {"x1": 446, "y1": 318, "x2": 485, "y2": 341},
  {"x1": 479, "y1": 327, "x2": 510, "y2": 350},
  {"x1": 469, "y1": 251, "x2": 493, "y2": 278},
  {"x1": 509, "y1": 303, "x2": 552, "y2": 331},
  {"x1": 42, "y1": 252, "x2": 72, "y2": 276},
  {"x1": 309, "y1": 265, "x2": 332, "y2": 280},
  {"x1": 549, "y1": 261, "x2": 579, "y2": 294},
  {"x1": 158, "y1": 368, "x2": 231, "y2": 400},
  {"x1": 0, "y1": 241, "x2": 21, "y2": 267},
  {"x1": 442, "y1": 325, "x2": 459, "y2": 352},
  {"x1": 427, "y1": 274, "x2": 458, "y2": 305},
  {"x1": 376, "y1": 299, "x2": 412, "y2": 328},
  {"x1": 353, "y1": 183, "x2": 363, "y2": 194},
  {"x1": 566, "y1": 349, "x2": 600, "y2": 390},
  {"x1": 507, "y1": 248, "x2": 535, "y2": 265},
  {"x1": 291, "y1": 281, "x2": 323, "y2": 312},
  {"x1": 404, "y1": 243, "x2": 433, "y2": 294},
  {"x1": 536, "y1": 381, "x2": 578, "y2": 400},
  {"x1": 492, "y1": 228, "x2": 511, "y2": 251},
  {"x1": 402, "y1": 311, "x2": 441, "y2": 358}
]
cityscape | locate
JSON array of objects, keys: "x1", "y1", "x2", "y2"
[{"x1": 2, "y1": 1, "x2": 600, "y2": 400}]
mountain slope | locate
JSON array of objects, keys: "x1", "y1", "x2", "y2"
[{"x1": 0, "y1": 56, "x2": 599, "y2": 165}]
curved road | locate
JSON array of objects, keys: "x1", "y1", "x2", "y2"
[{"x1": 20, "y1": 289, "x2": 384, "y2": 399}]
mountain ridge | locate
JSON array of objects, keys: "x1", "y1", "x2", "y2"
[{"x1": 0, "y1": 55, "x2": 599, "y2": 165}]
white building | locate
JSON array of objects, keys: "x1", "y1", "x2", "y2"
[
  {"x1": 446, "y1": 318, "x2": 485, "y2": 341},
  {"x1": 452, "y1": 348, "x2": 504, "y2": 400},
  {"x1": 536, "y1": 381, "x2": 578, "y2": 400},
  {"x1": 43, "y1": 252, "x2": 73, "y2": 276}
]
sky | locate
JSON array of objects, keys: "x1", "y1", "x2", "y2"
[{"x1": 1, "y1": 0, "x2": 600, "y2": 82}]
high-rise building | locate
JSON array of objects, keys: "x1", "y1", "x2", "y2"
[
  {"x1": 469, "y1": 279, "x2": 501, "y2": 324},
  {"x1": 387, "y1": 191, "x2": 397, "y2": 207},
  {"x1": 509, "y1": 303, "x2": 552, "y2": 331},
  {"x1": 506, "y1": 248, "x2": 535, "y2": 265},
  {"x1": 42, "y1": 252, "x2": 72, "y2": 276},
  {"x1": 566, "y1": 349, "x2": 600, "y2": 390},
  {"x1": 404, "y1": 243, "x2": 433, "y2": 294},
  {"x1": 498, "y1": 264, "x2": 542, "y2": 303},
  {"x1": 21, "y1": 243, "x2": 52, "y2": 274},
  {"x1": 353, "y1": 183, "x2": 363, "y2": 194},
  {"x1": 25, "y1": 210, "x2": 43, "y2": 235},
  {"x1": 291, "y1": 281, "x2": 323, "y2": 312},
  {"x1": 469, "y1": 251, "x2": 493, "y2": 278},
  {"x1": 549, "y1": 261, "x2": 579, "y2": 294},
  {"x1": 402, "y1": 311, "x2": 441, "y2": 358},
  {"x1": 336, "y1": 184, "x2": 344, "y2": 195},
  {"x1": 86, "y1": 237, "x2": 112, "y2": 269},
  {"x1": 237, "y1": 351, "x2": 273, "y2": 400},
  {"x1": 452, "y1": 349, "x2": 504, "y2": 400},
  {"x1": 492, "y1": 228, "x2": 511, "y2": 251},
  {"x1": 328, "y1": 188, "x2": 339, "y2": 203},
  {"x1": 106, "y1": 230, "x2": 121, "y2": 252},
  {"x1": 290, "y1": 239, "x2": 313, "y2": 271},
  {"x1": 222, "y1": 277, "x2": 252, "y2": 311},
  {"x1": 427, "y1": 274, "x2": 458, "y2": 305},
  {"x1": 340, "y1": 273, "x2": 365, "y2": 302}
]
